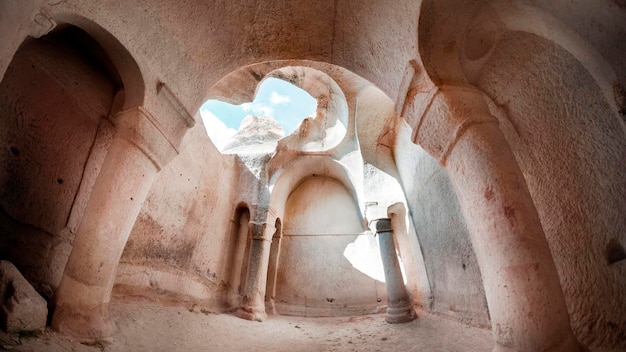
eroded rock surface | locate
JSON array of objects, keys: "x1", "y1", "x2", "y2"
[
  {"x1": 223, "y1": 115, "x2": 285, "y2": 153},
  {"x1": 0, "y1": 261, "x2": 47, "y2": 332}
]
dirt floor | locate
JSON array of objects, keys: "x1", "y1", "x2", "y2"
[{"x1": 0, "y1": 299, "x2": 619, "y2": 352}]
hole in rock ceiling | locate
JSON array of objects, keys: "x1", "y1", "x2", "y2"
[{"x1": 200, "y1": 78, "x2": 317, "y2": 151}]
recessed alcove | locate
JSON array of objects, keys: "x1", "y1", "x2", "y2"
[
  {"x1": 0, "y1": 24, "x2": 121, "y2": 296},
  {"x1": 273, "y1": 175, "x2": 386, "y2": 317}
]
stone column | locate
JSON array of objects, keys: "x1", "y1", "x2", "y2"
[
  {"x1": 236, "y1": 220, "x2": 275, "y2": 321},
  {"x1": 370, "y1": 218, "x2": 416, "y2": 324},
  {"x1": 410, "y1": 86, "x2": 585, "y2": 352},
  {"x1": 265, "y1": 219, "x2": 282, "y2": 315},
  {"x1": 52, "y1": 106, "x2": 192, "y2": 340}
]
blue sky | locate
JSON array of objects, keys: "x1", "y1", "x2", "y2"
[{"x1": 200, "y1": 78, "x2": 317, "y2": 150}]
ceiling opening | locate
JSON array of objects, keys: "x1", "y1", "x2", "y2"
[{"x1": 200, "y1": 77, "x2": 317, "y2": 151}]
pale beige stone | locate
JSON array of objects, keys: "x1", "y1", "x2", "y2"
[{"x1": 0, "y1": 1, "x2": 624, "y2": 351}]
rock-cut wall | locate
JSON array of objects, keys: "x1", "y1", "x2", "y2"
[
  {"x1": 0, "y1": 26, "x2": 117, "y2": 299},
  {"x1": 115, "y1": 115, "x2": 239, "y2": 309}
]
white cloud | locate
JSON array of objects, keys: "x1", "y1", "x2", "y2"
[
  {"x1": 241, "y1": 103, "x2": 252, "y2": 112},
  {"x1": 240, "y1": 102, "x2": 274, "y2": 117},
  {"x1": 270, "y1": 91, "x2": 291, "y2": 105},
  {"x1": 200, "y1": 109, "x2": 237, "y2": 151}
]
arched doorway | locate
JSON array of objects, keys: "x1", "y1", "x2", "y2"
[{"x1": 0, "y1": 24, "x2": 122, "y2": 298}]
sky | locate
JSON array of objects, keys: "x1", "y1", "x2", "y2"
[{"x1": 200, "y1": 78, "x2": 318, "y2": 150}]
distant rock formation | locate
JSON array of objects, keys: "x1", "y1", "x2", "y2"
[{"x1": 222, "y1": 115, "x2": 285, "y2": 153}]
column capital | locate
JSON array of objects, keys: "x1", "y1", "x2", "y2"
[
  {"x1": 369, "y1": 218, "x2": 392, "y2": 233},
  {"x1": 112, "y1": 106, "x2": 186, "y2": 171},
  {"x1": 409, "y1": 86, "x2": 498, "y2": 166},
  {"x1": 249, "y1": 221, "x2": 275, "y2": 242}
]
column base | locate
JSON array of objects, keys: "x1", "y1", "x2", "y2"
[
  {"x1": 235, "y1": 304, "x2": 267, "y2": 322},
  {"x1": 385, "y1": 304, "x2": 417, "y2": 324},
  {"x1": 265, "y1": 297, "x2": 277, "y2": 315},
  {"x1": 51, "y1": 302, "x2": 115, "y2": 342}
]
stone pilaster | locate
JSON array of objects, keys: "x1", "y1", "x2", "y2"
[
  {"x1": 409, "y1": 86, "x2": 585, "y2": 351},
  {"x1": 236, "y1": 219, "x2": 275, "y2": 322},
  {"x1": 52, "y1": 105, "x2": 192, "y2": 340}
]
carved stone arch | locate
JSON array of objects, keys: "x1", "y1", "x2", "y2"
[
  {"x1": 468, "y1": 28, "x2": 626, "y2": 348},
  {"x1": 35, "y1": 14, "x2": 194, "y2": 341},
  {"x1": 458, "y1": 1, "x2": 625, "y2": 126},
  {"x1": 268, "y1": 156, "x2": 363, "y2": 221},
  {"x1": 397, "y1": 2, "x2": 588, "y2": 350},
  {"x1": 222, "y1": 204, "x2": 252, "y2": 307},
  {"x1": 417, "y1": 0, "x2": 483, "y2": 87},
  {"x1": 268, "y1": 157, "x2": 384, "y2": 317},
  {"x1": 52, "y1": 13, "x2": 145, "y2": 111},
  {"x1": 0, "y1": 18, "x2": 134, "y2": 297},
  {"x1": 205, "y1": 60, "x2": 405, "y2": 187}
]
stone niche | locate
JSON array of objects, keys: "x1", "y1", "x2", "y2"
[
  {"x1": 0, "y1": 25, "x2": 118, "y2": 297},
  {"x1": 274, "y1": 176, "x2": 386, "y2": 317}
]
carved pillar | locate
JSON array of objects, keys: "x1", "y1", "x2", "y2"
[
  {"x1": 410, "y1": 86, "x2": 585, "y2": 351},
  {"x1": 236, "y1": 219, "x2": 275, "y2": 321},
  {"x1": 387, "y1": 202, "x2": 425, "y2": 307},
  {"x1": 52, "y1": 105, "x2": 193, "y2": 340},
  {"x1": 265, "y1": 218, "x2": 282, "y2": 315},
  {"x1": 370, "y1": 218, "x2": 416, "y2": 324}
]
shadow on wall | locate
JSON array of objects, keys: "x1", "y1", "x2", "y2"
[{"x1": 0, "y1": 24, "x2": 120, "y2": 298}]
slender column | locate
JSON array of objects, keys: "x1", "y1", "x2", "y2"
[
  {"x1": 265, "y1": 219, "x2": 282, "y2": 315},
  {"x1": 52, "y1": 107, "x2": 188, "y2": 340},
  {"x1": 236, "y1": 220, "x2": 275, "y2": 321},
  {"x1": 411, "y1": 86, "x2": 585, "y2": 351},
  {"x1": 387, "y1": 202, "x2": 425, "y2": 307},
  {"x1": 370, "y1": 218, "x2": 416, "y2": 324},
  {"x1": 226, "y1": 210, "x2": 250, "y2": 308}
]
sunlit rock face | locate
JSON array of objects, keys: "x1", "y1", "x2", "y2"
[{"x1": 222, "y1": 115, "x2": 285, "y2": 153}]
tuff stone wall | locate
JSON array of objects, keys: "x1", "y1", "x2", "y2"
[
  {"x1": 0, "y1": 26, "x2": 116, "y2": 298},
  {"x1": 0, "y1": 0, "x2": 623, "y2": 349},
  {"x1": 472, "y1": 32, "x2": 626, "y2": 347},
  {"x1": 276, "y1": 176, "x2": 386, "y2": 316},
  {"x1": 394, "y1": 126, "x2": 490, "y2": 327},
  {"x1": 115, "y1": 115, "x2": 237, "y2": 308}
]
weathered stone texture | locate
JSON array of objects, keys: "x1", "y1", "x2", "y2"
[
  {"x1": 0, "y1": 261, "x2": 47, "y2": 332},
  {"x1": 0, "y1": 25, "x2": 116, "y2": 294},
  {"x1": 475, "y1": 33, "x2": 626, "y2": 347},
  {"x1": 0, "y1": 0, "x2": 624, "y2": 350}
]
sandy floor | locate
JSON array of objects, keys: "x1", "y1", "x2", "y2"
[{"x1": 0, "y1": 300, "x2": 617, "y2": 352}]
